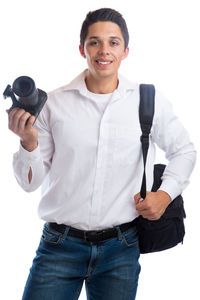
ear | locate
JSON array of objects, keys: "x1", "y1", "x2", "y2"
[
  {"x1": 121, "y1": 47, "x2": 129, "y2": 60},
  {"x1": 79, "y1": 45, "x2": 86, "y2": 58}
]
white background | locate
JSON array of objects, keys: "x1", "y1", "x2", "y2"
[{"x1": 0, "y1": 0, "x2": 199, "y2": 299}]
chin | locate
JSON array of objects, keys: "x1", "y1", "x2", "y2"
[{"x1": 96, "y1": 69, "x2": 116, "y2": 79}]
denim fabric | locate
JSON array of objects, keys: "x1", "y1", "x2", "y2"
[{"x1": 22, "y1": 223, "x2": 141, "y2": 300}]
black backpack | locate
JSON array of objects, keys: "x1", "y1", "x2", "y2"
[{"x1": 136, "y1": 84, "x2": 186, "y2": 254}]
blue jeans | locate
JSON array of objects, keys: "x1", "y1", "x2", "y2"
[{"x1": 22, "y1": 222, "x2": 141, "y2": 300}]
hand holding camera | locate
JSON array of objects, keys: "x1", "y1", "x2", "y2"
[
  {"x1": 8, "y1": 107, "x2": 38, "y2": 152},
  {"x1": 4, "y1": 76, "x2": 47, "y2": 152}
]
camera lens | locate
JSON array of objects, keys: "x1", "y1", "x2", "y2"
[
  {"x1": 12, "y1": 76, "x2": 38, "y2": 106},
  {"x1": 13, "y1": 76, "x2": 35, "y2": 97}
]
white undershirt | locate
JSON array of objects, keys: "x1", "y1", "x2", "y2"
[{"x1": 86, "y1": 90, "x2": 113, "y2": 114}]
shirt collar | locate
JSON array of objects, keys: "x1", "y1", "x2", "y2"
[{"x1": 62, "y1": 69, "x2": 137, "y2": 101}]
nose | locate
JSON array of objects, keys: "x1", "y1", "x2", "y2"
[{"x1": 98, "y1": 42, "x2": 110, "y2": 56}]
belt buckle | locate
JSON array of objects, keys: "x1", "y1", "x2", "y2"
[{"x1": 84, "y1": 230, "x2": 104, "y2": 243}]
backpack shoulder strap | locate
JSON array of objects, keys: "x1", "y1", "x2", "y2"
[{"x1": 139, "y1": 84, "x2": 155, "y2": 199}]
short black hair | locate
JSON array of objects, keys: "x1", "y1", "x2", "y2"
[{"x1": 80, "y1": 8, "x2": 129, "y2": 49}]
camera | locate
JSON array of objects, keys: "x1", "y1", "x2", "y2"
[{"x1": 3, "y1": 76, "x2": 47, "y2": 120}]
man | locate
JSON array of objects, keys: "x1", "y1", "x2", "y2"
[{"x1": 8, "y1": 8, "x2": 196, "y2": 300}]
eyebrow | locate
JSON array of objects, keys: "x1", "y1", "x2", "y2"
[{"x1": 88, "y1": 36, "x2": 122, "y2": 41}]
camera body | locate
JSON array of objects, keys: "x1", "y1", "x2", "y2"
[{"x1": 3, "y1": 76, "x2": 47, "y2": 120}]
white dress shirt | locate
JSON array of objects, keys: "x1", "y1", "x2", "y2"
[{"x1": 13, "y1": 70, "x2": 196, "y2": 230}]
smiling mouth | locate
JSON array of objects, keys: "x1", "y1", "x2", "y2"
[{"x1": 95, "y1": 60, "x2": 113, "y2": 66}]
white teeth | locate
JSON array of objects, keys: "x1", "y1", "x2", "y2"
[{"x1": 98, "y1": 61, "x2": 111, "y2": 65}]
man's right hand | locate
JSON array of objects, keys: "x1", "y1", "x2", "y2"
[{"x1": 7, "y1": 108, "x2": 38, "y2": 152}]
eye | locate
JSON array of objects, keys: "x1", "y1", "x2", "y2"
[
  {"x1": 89, "y1": 41, "x2": 99, "y2": 46},
  {"x1": 110, "y1": 40, "x2": 119, "y2": 46}
]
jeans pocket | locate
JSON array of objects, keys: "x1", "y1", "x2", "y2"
[
  {"x1": 122, "y1": 227, "x2": 139, "y2": 247},
  {"x1": 41, "y1": 223, "x2": 63, "y2": 245}
]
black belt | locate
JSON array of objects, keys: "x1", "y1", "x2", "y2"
[{"x1": 49, "y1": 219, "x2": 138, "y2": 243}]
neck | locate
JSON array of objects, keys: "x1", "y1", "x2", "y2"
[{"x1": 85, "y1": 71, "x2": 118, "y2": 94}]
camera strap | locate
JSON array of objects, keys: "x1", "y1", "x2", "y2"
[{"x1": 139, "y1": 84, "x2": 155, "y2": 199}]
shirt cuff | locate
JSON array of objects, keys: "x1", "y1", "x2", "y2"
[
  {"x1": 18, "y1": 143, "x2": 41, "y2": 162},
  {"x1": 158, "y1": 177, "x2": 182, "y2": 201}
]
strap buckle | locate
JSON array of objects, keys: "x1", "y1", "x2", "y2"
[{"x1": 140, "y1": 134, "x2": 149, "y2": 144}]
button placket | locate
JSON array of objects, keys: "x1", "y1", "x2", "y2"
[
  {"x1": 90, "y1": 143, "x2": 105, "y2": 224},
  {"x1": 89, "y1": 110, "x2": 111, "y2": 227}
]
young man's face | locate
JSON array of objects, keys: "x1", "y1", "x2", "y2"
[{"x1": 79, "y1": 21, "x2": 129, "y2": 80}]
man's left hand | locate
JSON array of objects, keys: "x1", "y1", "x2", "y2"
[{"x1": 134, "y1": 190, "x2": 171, "y2": 220}]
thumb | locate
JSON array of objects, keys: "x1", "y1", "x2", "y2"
[{"x1": 134, "y1": 192, "x2": 142, "y2": 205}]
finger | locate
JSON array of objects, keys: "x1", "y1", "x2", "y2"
[
  {"x1": 136, "y1": 206, "x2": 148, "y2": 215},
  {"x1": 139, "y1": 207, "x2": 161, "y2": 220},
  {"x1": 134, "y1": 192, "x2": 142, "y2": 205},
  {"x1": 136, "y1": 199, "x2": 147, "y2": 210},
  {"x1": 144, "y1": 215, "x2": 160, "y2": 221},
  {"x1": 138, "y1": 209, "x2": 153, "y2": 219},
  {"x1": 8, "y1": 108, "x2": 25, "y2": 131},
  {"x1": 26, "y1": 115, "x2": 36, "y2": 129},
  {"x1": 8, "y1": 108, "x2": 19, "y2": 125},
  {"x1": 8, "y1": 107, "x2": 20, "y2": 119},
  {"x1": 18, "y1": 112, "x2": 32, "y2": 132},
  {"x1": 141, "y1": 215, "x2": 157, "y2": 221},
  {"x1": 136, "y1": 198, "x2": 153, "y2": 215}
]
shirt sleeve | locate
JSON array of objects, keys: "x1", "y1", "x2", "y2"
[
  {"x1": 12, "y1": 101, "x2": 55, "y2": 192},
  {"x1": 151, "y1": 91, "x2": 196, "y2": 200}
]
